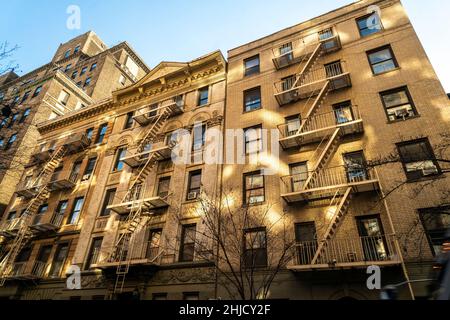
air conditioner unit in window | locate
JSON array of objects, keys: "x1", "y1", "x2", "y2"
[
  {"x1": 422, "y1": 166, "x2": 439, "y2": 176},
  {"x1": 81, "y1": 174, "x2": 91, "y2": 181},
  {"x1": 187, "y1": 192, "x2": 198, "y2": 201},
  {"x1": 395, "y1": 108, "x2": 410, "y2": 120}
]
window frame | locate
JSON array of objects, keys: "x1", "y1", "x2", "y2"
[
  {"x1": 123, "y1": 112, "x2": 134, "y2": 130},
  {"x1": 243, "y1": 87, "x2": 262, "y2": 113},
  {"x1": 186, "y1": 170, "x2": 202, "y2": 201},
  {"x1": 367, "y1": 45, "x2": 398, "y2": 75},
  {"x1": 5, "y1": 133, "x2": 17, "y2": 150},
  {"x1": 243, "y1": 227, "x2": 268, "y2": 268},
  {"x1": 179, "y1": 224, "x2": 197, "y2": 262},
  {"x1": 380, "y1": 86, "x2": 418, "y2": 122},
  {"x1": 356, "y1": 12, "x2": 384, "y2": 37},
  {"x1": 244, "y1": 124, "x2": 263, "y2": 155},
  {"x1": 32, "y1": 86, "x2": 42, "y2": 98},
  {"x1": 244, "y1": 55, "x2": 260, "y2": 77},
  {"x1": 397, "y1": 138, "x2": 441, "y2": 181},
  {"x1": 113, "y1": 147, "x2": 127, "y2": 172},
  {"x1": 99, "y1": 188, "x2": 117, "y2": 217},
  {"x1": 197, "y1": 86, "x2": 209, "y2": 106},
  {"x1": 67, "y1": 197, "x2": 85, "y2": 225},
  {"x1": 95, "y1": 124, "x2": 108, "y2": 144},
  {"x1": 49, "y1": 243, "x2": 69, "y2": 278},
  {"x1": 243, "y1": 171, "x2": 265, "y2": 206}
]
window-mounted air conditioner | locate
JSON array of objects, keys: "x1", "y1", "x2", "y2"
[
  {"x1": 422, "y1": 166, "x2": 439, "y2": 176},
  {"x1": 187, "y1": 192, "x2": 198, "y2": 201}
]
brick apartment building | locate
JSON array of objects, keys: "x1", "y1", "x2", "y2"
[
  {"x1": 0, "y1": 0, "x2": 449, "y2": 300},
  {"x1": 0, "y1": 31, "x2": 149, "y2": 216}
]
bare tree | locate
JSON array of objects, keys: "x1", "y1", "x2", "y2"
[
  {"x1": 0, "y1": 41, "x2": 19, "y2": 76},
  {"x1": 167, "y1": 189, "x2": 295, "y2": 300}
]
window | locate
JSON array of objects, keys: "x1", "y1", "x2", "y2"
[
  {"x1": 71, "y1": 71, "x2": 78, "y2": 79},
  {"x1": 49, "y1": 243, "x2": 69, "y2": 278},
  {"x1": 67, "y1": 197, "x2": 84, "y2": 225},
  {"x1": 343, "y1": 151, "x2": 368, "y2": 183},
  {"x1": 380, "y1": 87, "x2": 417, "y2": 122},
  {"x1": 19, "y1": 108, "x2": 31, "y2": 123},
  {"x1": 80, "y1": 67, "x2": 88, "y2": 76},
  {"x1": 85, "y1": 237, "x2": 103, "y2": 270},
  {"x1": 100, "y1": 188, "x2": 116, "y2": 217},
  {"x1": 324, "y1": 61, "x2": 343, "y2": 78},
  {"x1": 58, "y1": 91, "x2": 70, "y2": 106},
  {"x1": 244, "y1": 171, "x2": 265, "y2": 205},
  {"x1": 83, "y1": 157, "x2": 97, "y2": 178},
  {"x1": 74, "y1": 45, "x2": 80, "y2": 54},
  {"x1": 244, "y1": 87, "x2": 262, "y2": 112},
  {"x1": 318, "y1": 28, "x2": 334, "y2": 41},
  {"x1": 65, "y1": 64, "x2": 72, "y2": 72},
  {"x1": 12, "y1": 95, "x2": 19, "y2": 106},
  {"x1": 119, "y1": 74, "x2": 126, "y2": 86},
  {"x1": 192, "y1": 123, "x2": 207, "y2": 151},
  {"x1": 64, "y1": 49, "x2": 71, "y2": 58},
  {"x1": 124, "y1": 112, "x2": 134, "y2": 129},
  {"x1": 197, "y1": 87, "x2": 209, "y2": 106},
  {"x1": 71, "y1": 161, "x2": 82, "y2": 181},
  {"x1": 186, "y1": 170, "x2": 202, "y2": 201},
  {"x1": 244, "y1": 55, "x2": 260, "y2": 77},
  {"x1": 244, "y1": 125, "x2": 263, "y2": 155},
  {"x1": 183, "y1": 292, "x2": 199, "y2": 301},
  {"x1": 95, "y1": 124, "x2": 108, "y2": 144},
  {"x1": 290, "y1": 162, "x2": 308, "y2": 192},
  {"x1": 244, "y1": 228, "x2": 268, "y2": 267},
  {"x1": 357, "y1": 215, "x2": 388, "y2": 261},
  {"x1": 279, "y1": 42, "x2": 293, "y2": 59},
  {"x1": 113, "y1": 148, "x2": 127, "y2": 172},
  {"x1": 397, "y1": 139, "x2": 441, "y2": 180},
  {"x1": 152, "y1": 293, "x2": 168, "y2": 300},
  {"x1": 157, "y1": 177, "x2": 171, "y2": 198},
  {"x1": 7, "y1": 211, "x2": 17, "y2": 221},
  {"x1": 84, "y1": 77, "x2": 92, "y2": 87},
  {"x1": 21, "y1": 91, "x2": 31, "y2": 103},
  {"x1": 147, "y1": 229, "x2": 162, "y2": 260},
  {"x1": 367, "y1": 46, "x2": 398, "y2": 75},
  {"x1": 54, "y1": 200, "x2": 68, "y2": 223},
  {"x1": 90, "y1": 63, "x2": 97, "y2": 72},
  {"x1": 333, "y1": 101, "x2": 354, "y2": 124},
  {"x1": 86, "y1": 127, "x2": 94, "y2": 141},
  {"x1": 5, "y1": 134, "x2": 17, "y2": 150},
  {"x1": 179, "y1": 224, "x2": 196, "y2": 262},
  {"x1": 7, "y1": 113, "x2": 19, "y2": 128},
  {"x1": 0, "y1": 137, "x2": 3, "y2": 149},
  {"x1": 0, "y1": 118, "x2": 8, "y2": 129},
  {"x1": 295, "y1": 222, "x2": 317, "y2": 265},
  {"x1": 76, "y1": 81, "x2": 82, "y2": 87},
  {"x1": 419, "y1": 206, "x2": 450, "y2": 256},
  {"x1": 33, "y1": 204, "x2": 48, "y2": 226},
  {"x1": 284, "y1": 115, "x2": 301, "y2": 137},
  {"x1": 32, "y1": 86, "x2": 42, "y2": 98},
  {"x1": 357, "y1": 13, "x2": 383, "y2": 37}
]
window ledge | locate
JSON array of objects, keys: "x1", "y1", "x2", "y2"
[
  {"x1": 406, "y1": 173, "x2": 445, "y2": 184},
  {"x1": 373, "y1": 67, "x2": 401, "y2": 77},
  {"x1": 243, "y1": 107, "x2": 263, "y2": 115}
]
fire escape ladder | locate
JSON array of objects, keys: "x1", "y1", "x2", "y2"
[
  {"x1": 296, "y1": 80, "x2": 331, "y2": 136},
  {"x1": 302, "y1": 128, "x2": 342, "y2": 191},
  {"x1": 311, "y1": 187, "x2": 353, "y2": 265},
  {"x1": 292, "y1": 42, "x2": 323, "y2": 89},
  {"x1": 109, "y1": 100, "x2": 180, "y2": 298},
  {"x1": 0, "y1": 145, "x2": 67, "y2": 286}
]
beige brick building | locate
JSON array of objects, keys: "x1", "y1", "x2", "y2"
[
  {"x1": 0, "y1": 0, "x2": 449, "y2": 300},
  {"x1": 0, "y1": 31, "x2": 149, "y2": 217}
]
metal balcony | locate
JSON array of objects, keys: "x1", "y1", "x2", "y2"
[
  {"x1": 272, "y1": 35, "x2": 341, "y2": 70},
  {"x1": 107, "y1": 196, "x2": 169, "y2": 216},
  {"x1": 0, "y1": 218, "x2": 22, "y2": 238},
  {"x1": 289, "y1": 234, "x2": 401, "y2": 271},
  {"x1": 2, "y1": 261, "x2": 48, "y2": 281},
  {"x1": 274, "y1": 61, "x2": 351, "y2": 106},
  {"x1": 63, "y1": 132, "x2": 90, "y2": 153},
  {"x1": 29, "y1": 213, "x2": 64, "y2": 233},
  {"x1": 133, "y1": 96, "x2": 184, "y2": 126},
  {"x1": 15, "y1": 181, "x2": 40, "y2": 199},
  {"x1": 278, "y1": 106, "x2": 364, "y2": 149},
  {"x1": 31, "y1": 146, "x2": 54, "y2": 164},
  {"x1": 280, "y1": 166, "x2": 380, "y2": 203},
  {"x1": 47, "y1": 170, "x2": 78, "y2": 191},
  {"x1": 122, "y1": 145, "x2": 172, "y2": 168},
  {"x1": 91, "y1": 245, "x2": 165, "y2": 270}
]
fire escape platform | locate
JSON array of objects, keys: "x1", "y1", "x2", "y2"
[
  {"x1": 108, "y1": 197, "x2": 169, "y2": 215},
  {"x1": 122, "y1": 146, "x2": 172, "y2": 168},
  {"x1": 92, "y1": 258, "x2": 160, "y2": 270},
  {"x1": 279, "y1": 119, "x2": 364, "y2": 150},
  {"x1": 15, "y1": 187, "x2": 39, "y2": 199},
  {"x1": 47, "y1": 179, "x2": 76, "y2": 192},
  {"x1": 29, "y1": 223, "x2": 60, "y2": 234},
  {"x1": 282, "y1": 179, "x2": 380, "y2": 203},
  {"x1": 275, "y1": 73, "x2": 351, "y2": 106},
  {"x1": 288, "y1": 259, "x2": 401, "y2": 272},
  {"x1": 133, "y1": 101, "x2": 184, "y2": 127}
]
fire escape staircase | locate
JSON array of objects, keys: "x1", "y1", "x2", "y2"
[
  {"x1": 0, "y1": 146, "x2": 67, "y2": 286},
  {"x1": 310, "y1": 187, "x2": 352, "y2": 265},
  {"x1": 108, "y1": 103, "x2": 178, "y2": 297}
]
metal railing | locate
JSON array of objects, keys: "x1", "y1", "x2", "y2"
[
  {"x1": 31, "y1": 261, "x2": 48, "y2": 278},
  {"x1": 64, "y1": 132, "x2": 91, "y2": 151},
  {"x1": 292, "y1": 234, "x2": 399, "y2": 266},
  {"x1": 134, "y1": 95, "x2": 184, "y2": 123},
  {"x1": 274, "y1": 61, "x2": 348, "y2": 95},
  {"x1": 5, "y1": 262, "x2": 27, "y2": 277},
  {"x1": 281, "y1": 165, "x2": 377, "y2": 194},
  {"x1": 49, "y1": 170, "x2": 78, "y2": 185},
  {"x1": 278, "y1": 106, "x2": 361, "y2": 139},
  {"x1": 272, "y1": 34, "x2": 341, "y2": 69}
]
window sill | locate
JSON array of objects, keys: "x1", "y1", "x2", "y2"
[
  {"x1": 373, "y1": 67, "x2": 401, "y2": 77},
  {"x1": 387, "y1": 114, "x2": 421, "y2": 124},
  {"x1": 406, "y1": 173, "x2": 445, "y2": 184},
  {"x1": 192, "y1": 103, "x2": 211, "y2": 111},
  {"x1": 243, "y1": 107, "x2": 263, "y2": 115}
]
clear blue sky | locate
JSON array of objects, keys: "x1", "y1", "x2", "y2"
[{"x1": 1, "y1": 0, "x2": 449, "y2": 92}]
